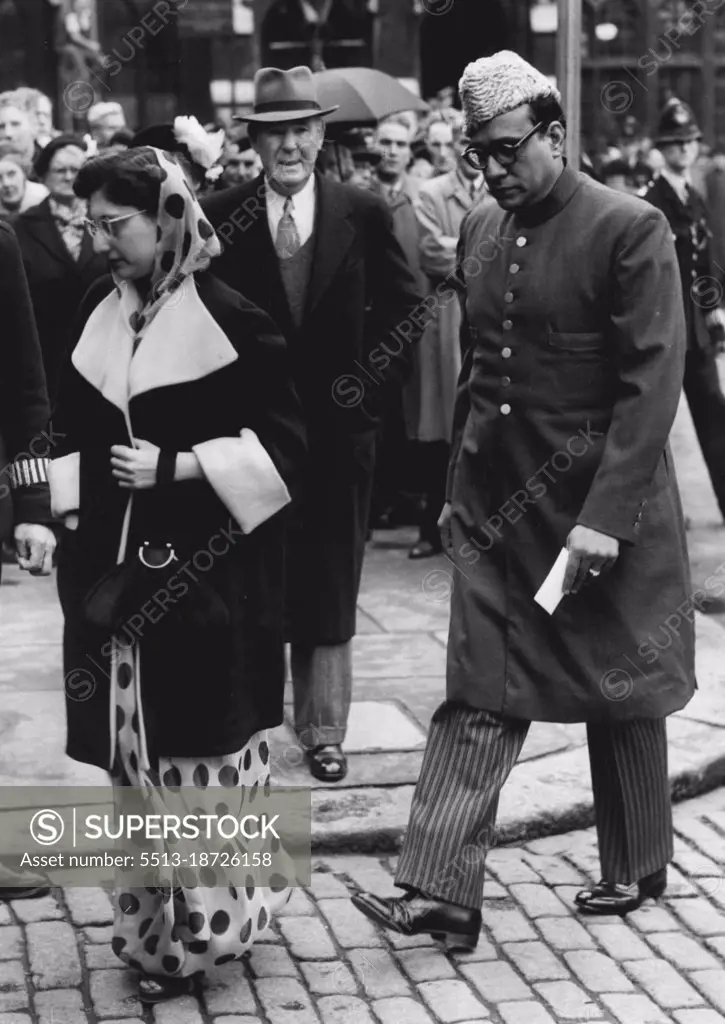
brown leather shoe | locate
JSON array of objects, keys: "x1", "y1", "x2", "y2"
[
  {"x1": 352, "y1": 889, "x2": 481, "y2": 951},
  {"x1": 575, "y1": 867, "x2": 667, "y2": 916}
]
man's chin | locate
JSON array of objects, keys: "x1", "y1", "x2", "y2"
[
  {"x1": 272, "y1": 167, "x2": 310, "y2": 190},
  {"x1": 491, "y1": 190, "x2": 525, "y2": 210}
]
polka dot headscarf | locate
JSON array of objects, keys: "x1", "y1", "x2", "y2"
[{"x1": 126, "y1": 146, "x2": 221, "y2": 336}]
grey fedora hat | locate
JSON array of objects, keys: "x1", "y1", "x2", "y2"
[{"x1": 234, "y1": 66, "x2": 339, "y2": 123}]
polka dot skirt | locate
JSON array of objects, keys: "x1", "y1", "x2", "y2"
[{"x1": 110, "y1": 641, "x2": 292, "y2": 979}]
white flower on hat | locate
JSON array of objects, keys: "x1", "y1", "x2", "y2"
[
  {"x1": 173, "y1": 115, "x2": 225, "y2": 170},
  {"x1": 459, "y1": 50, "x2": 561, "y2": 134}
]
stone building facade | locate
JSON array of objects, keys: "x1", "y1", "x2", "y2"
[{"x1": 2, "y1": 0, "x2": 725, "y2": 150}]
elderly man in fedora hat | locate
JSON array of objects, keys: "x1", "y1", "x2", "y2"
[
  {"x1": 203, "y1": 67, "x2": 423, "y2": 783},
  {"x1": 641, "y1": 97, "x2": 725, "y2": 524},
  {"x1": 352, "y1": 51, "x2": 694, "y2": 951}
]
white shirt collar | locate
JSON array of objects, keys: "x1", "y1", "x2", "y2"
[
  {"x1": 264, "y1": 173, "x2": 316, "y2": 249},
  {"x1": 265, "y1": 173, "x2": 316, "y2": 208}
]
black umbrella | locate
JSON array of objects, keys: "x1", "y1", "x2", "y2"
[{"x1": 313, "y1": 67, "x2": 430, "y2": 128}]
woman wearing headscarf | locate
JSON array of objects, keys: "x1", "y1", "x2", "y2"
[
  {"x1": 48, "y1": 146, "x2": 306, "y2": 1004},
  {"x1": 10, "y1": 134, "x2": 107, "y2": 407}
]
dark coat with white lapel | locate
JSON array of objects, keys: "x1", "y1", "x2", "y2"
[
  {"x1": 52, "y1": 272, "x2": 306, "y2": 771},
  {"x1": 202, "y1": 173, "x2": 425, "y2": 643},
  {"x1": 10, "y1": 197, "x2": 108, "y2": 408},
  {"x1": 0, "y1": 220, "x2": 52, "y2": 542},
  {"x1": 446, "y1": 165, "x2": 694, "y2": 722}
]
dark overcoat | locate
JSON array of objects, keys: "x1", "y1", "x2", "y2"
[
  {"x1": 0, "y1": 220, "x2": 52, "y2": 543},
  {"x1": 10, "y1": 198, "x2": 108, "y2": 408},
  {"x1": 202, "y1": 173, "x2": 424, "y2": 644},
  {"x1": 446, "y1": 164, "x2": 695, "y2": 722},
  {"x1": 640, "y1": 175, "x2": 714, "y2": 352},
  {"x1": 52, "y1": 273, "x2": 306, "y2": 771}
]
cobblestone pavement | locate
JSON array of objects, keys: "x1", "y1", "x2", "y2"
[{"x1": 2, "y1": 787, "x2": 725, "y2": 1023}]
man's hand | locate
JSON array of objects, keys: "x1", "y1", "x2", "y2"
[
  {"x1": 437, "y1": 501, "x2": 453, "y2": 552},
  {"x1": 563, "y1": 524, "x2": 619, "y2": 596},
  {"x1": 110, "y1": 440, "x2": 160, "y2": 490},
  {"x1": 14, "y1": 524, "x2": 56, "y2": 576}
]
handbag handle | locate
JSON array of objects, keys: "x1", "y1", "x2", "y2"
[{"x1": 138, "y1": 542, "x2": 177, "y2": 569}]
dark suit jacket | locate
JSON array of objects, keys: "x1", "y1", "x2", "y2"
[
  {"x1": 0, "y1": 220, "x2": 52, "y2": 540},
  {"x1": 202, "y1": 173, "x2": 424, "y2": 444},
  {"x1": 202, "y1": 173, "x2": 424, "y2": 642},
  {"x1": 641, "y1": 175, "x2": 716, "y2": 351},
  {"x1": 10, "y1": 198, "x2": 108, "y2": 408}
]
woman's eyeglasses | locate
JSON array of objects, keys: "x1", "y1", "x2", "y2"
[
  {"x1": 84, "y1": 210, "x2": 147, "y2": 240},
  {"x1": 463, "y1": 121, "x2": 545, "y2": 172}
]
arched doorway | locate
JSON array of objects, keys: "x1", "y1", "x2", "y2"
[
  {"x1": 419, "y1": 0, "x2": 510, "y2": 101},
  {"x1": 261, "y1": 0, "x2": 373, "y2": 71}
]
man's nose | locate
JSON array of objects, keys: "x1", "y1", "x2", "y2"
[
  {"x1": 484, "y1": 154, "x2": 509, "y2": 180},
  {"x1": 280, "y1": 131, "x2": 298, "y2": 150},
  {"x1": 92, "y1": 232, "x2": 111, "y2": 254}
]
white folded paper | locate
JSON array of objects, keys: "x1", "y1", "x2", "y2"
[{"x1": 534, "y1": 547, "x2": 570, "y2": 614}]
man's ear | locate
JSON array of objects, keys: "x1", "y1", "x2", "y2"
[{"x1": 547, "y1": 122, "x2": 566, "y2": 157}]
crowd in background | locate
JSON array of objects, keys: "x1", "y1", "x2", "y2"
[{"x1": 2, "y1": 81, "x2": 725, "y2": 556}]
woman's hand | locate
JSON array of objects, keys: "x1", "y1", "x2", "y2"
[
  {"x1": 110, "y1": 440, "x2": 160, "y2": 490},
  {"x1": 14, "y1": 523, "x2": 56, "y2": 575}
]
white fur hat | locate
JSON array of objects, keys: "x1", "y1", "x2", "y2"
[{"x1": 459, "y1": 51, "x2": 561, "y2": 133}]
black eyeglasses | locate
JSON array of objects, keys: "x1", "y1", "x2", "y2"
[
  {"x1": 84, "y1": 211, "x2": 147, "y2": 240},
  {"x1": 463, "y1": 121, "x2": 545, "y2": 171}
]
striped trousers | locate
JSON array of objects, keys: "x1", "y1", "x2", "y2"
[{"x1": 395, "y1": 702, "x2": 673, "y2": 909}]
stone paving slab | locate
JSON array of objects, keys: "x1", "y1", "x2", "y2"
[{"x1": 1, "y1": 787, "x2": 725, "y2": 1023}]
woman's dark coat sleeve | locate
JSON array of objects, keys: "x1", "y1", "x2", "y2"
[
  {"x1": 0, "y1": 220, "x2": 52, "y2": 527},
  {"x1": 240, "y1": 301, "x2": 307, "y2": 505}
]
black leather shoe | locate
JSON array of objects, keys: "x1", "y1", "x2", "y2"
[
  {"x1": 306, "y1": 744, "x2": 348, "y2": 782},
  {"x1": 0, "y1": 885, "x2": 50, "y2": 901},
  {"x1": 0, "y1": 862, "x2": 50, "y2": 900},
  {"x1": 575, "y1": 867, "x2": 667, "y2": 916},
  {"x1": 138, "y1": 973, "x2": 201, "y2": 1004},
  {"x1": 352, "y1": 889, "x2": 481, "y2": 951}
]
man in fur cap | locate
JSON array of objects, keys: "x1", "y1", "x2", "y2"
[{"x1": 352, "y1": 51, "x2": 694, "y2": 950}]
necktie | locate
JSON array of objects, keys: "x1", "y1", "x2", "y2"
[{"x1": 276, "y1": 197, "x2": 301, "y2": 259}]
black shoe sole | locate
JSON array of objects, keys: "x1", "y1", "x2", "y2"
[
  {"x1": 430, "y1": 929, "x2": 479, "y2": 952},
  {"x1": 351, "y1": 893, "x2": 479, "y2": 951}
]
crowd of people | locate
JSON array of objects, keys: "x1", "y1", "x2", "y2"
[{"x1": 0, "y1": 51, "x2": 721, "y2": 1004}]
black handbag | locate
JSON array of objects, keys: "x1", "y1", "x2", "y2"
[{"x1": 83, "y1": 541, "x2": 229, "y2": 633}]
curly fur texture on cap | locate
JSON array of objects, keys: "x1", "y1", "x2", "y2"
[{"x1": 459, "y1": 51, "x2": 561, "y2": 134}]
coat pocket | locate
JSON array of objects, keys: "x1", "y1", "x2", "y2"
[{"x1": 545, "y1": 331, "x2": 605, "y2": 352}]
